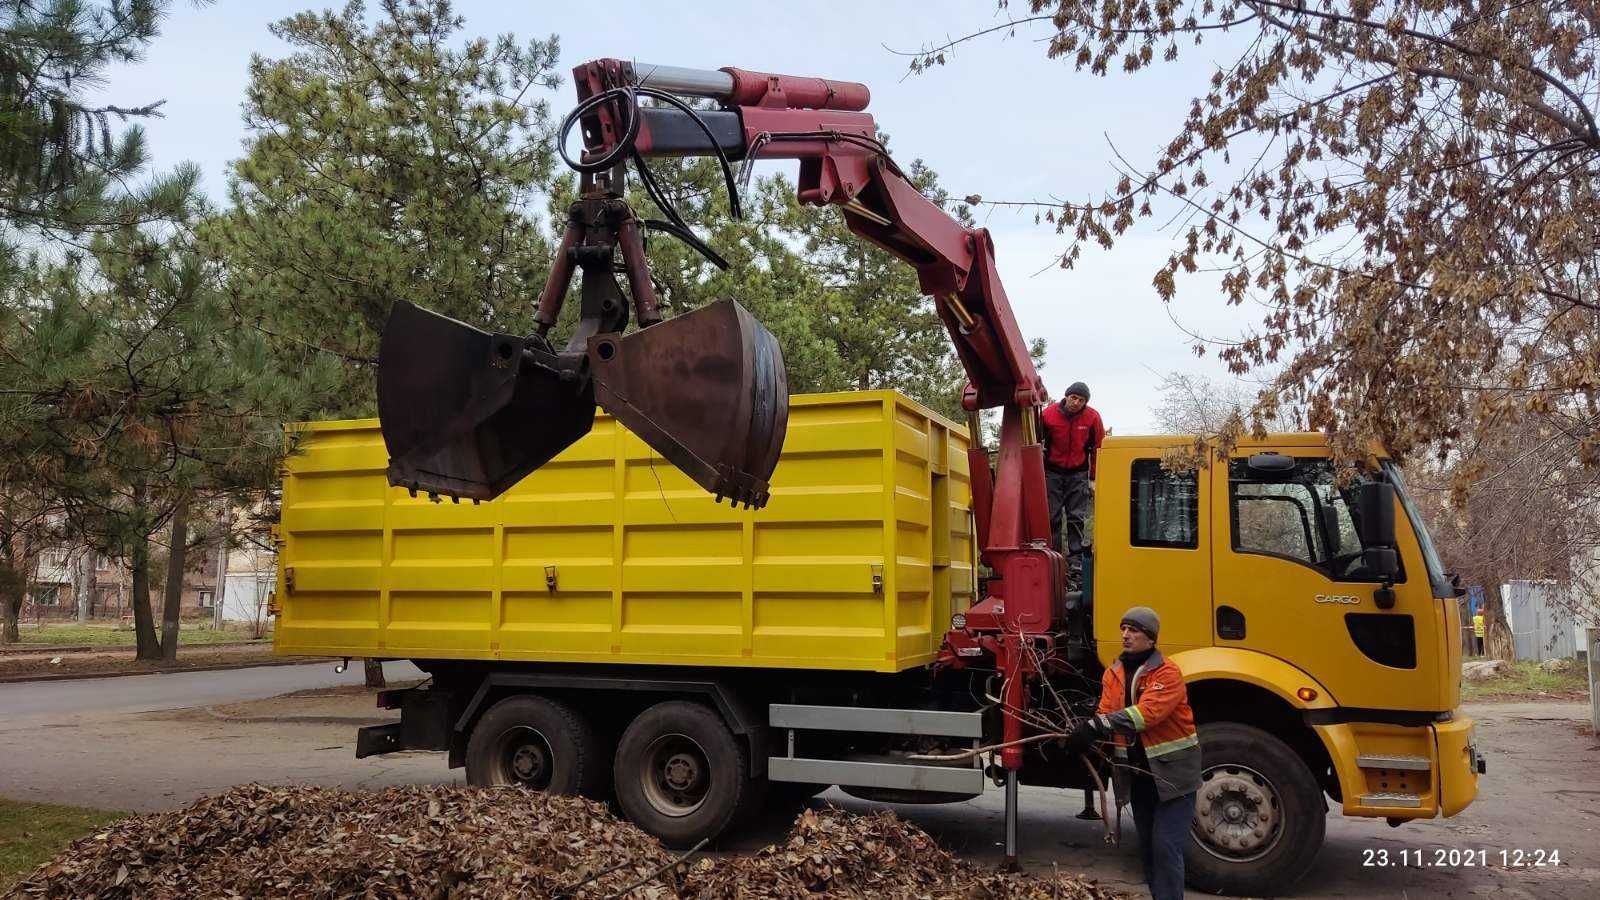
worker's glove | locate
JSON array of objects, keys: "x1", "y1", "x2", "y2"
[{"x1": 1065, "y1": 719, "x2": 1100, "y2": 754}]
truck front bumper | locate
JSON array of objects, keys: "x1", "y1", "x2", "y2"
[
  {"x1": 1314, "y1": 713, "x2": 1481, "y2": 820},
  {"x1": 1434, "y1": 714, "x2": 1482, "y2": 817}
]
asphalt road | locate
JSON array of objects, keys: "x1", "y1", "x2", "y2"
[{"x1": 1, "y1": 666, "x2": 1595, "y2": 898}]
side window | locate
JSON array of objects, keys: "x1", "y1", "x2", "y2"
[
  {"x1": 1232, "y1": 479, "x2": 1322, "y2": 563},
  {"x1": 1130, "y1": 459, "x2": 1198, "y2": 549},
  {"x1": 1228, "y1": 458, "x2": 1395, "y2": 582}
]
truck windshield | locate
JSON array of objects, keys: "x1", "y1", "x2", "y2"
[{"x1": 1380, "y1": 461, "x2": 1452, "y2": 598}]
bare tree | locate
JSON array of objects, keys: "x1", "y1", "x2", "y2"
[
  {"x1": 913, "y1": 2, "x2": 1600, "y2": 486},
  {"x1": 1406, "y1": 413, "x2": 1600, "y2": 659},
  {"x1": 1150, "y1": 370, "x2": 1300, "y2": 435}
]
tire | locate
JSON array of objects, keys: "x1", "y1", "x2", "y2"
[
  {"x1": 464, "y1": 694, "x2": 605, "y2": 798},
  {"x1": 1185, "y1": 722, "x2": 1326, "y2": 896},
  {"x1": 614, "y1": 700, "x2": 749, "y2": 848}
]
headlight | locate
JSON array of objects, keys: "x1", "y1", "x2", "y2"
[{"x1": 951, "y1": 613, "x2": 967, "y2": 630}]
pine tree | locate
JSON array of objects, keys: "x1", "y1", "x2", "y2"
[
  {"x1": 202, "y1": 0, "x2": 564, "y2": 416},
  {"x1": 1, "y1": 221, "x2": 331, "y2": 659}
]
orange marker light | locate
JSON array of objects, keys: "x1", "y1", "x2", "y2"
[{"x1": 1297, "y1": 687, "x2": 1318, "y2": 702}]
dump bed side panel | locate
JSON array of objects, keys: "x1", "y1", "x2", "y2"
[{"x1": 275, "y1": 391, "x2": 973, "y2": 673}]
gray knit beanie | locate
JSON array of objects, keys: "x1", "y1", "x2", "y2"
[
  {"x1": 1121, "y1": 606, "x2": 1160, "y2": 640},
  {"x1": 1065, "y1": 381, "x2": 1090, "y2": 401}
]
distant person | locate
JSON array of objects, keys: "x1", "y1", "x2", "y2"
[
  {"x1": 1041, "y1": 382, "x2": 1105, "y2": 574},
  {"x1": 1472, "y1": 611, "x2": 1485, "y2": 656},
  {"x1": 1068, "y1": 607, "x2": 1199, "y2": 900}
]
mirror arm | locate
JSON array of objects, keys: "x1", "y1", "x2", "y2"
[{"x1": 1374, "y1": 579, "x2": 1397, "y2": 610}]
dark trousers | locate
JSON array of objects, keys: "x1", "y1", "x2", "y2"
[
  {"x1": 1130, "y1": 777, "x2": 1195, "y2": 900},
  {"x1": 1046, "y1": 468, "x2": 1092, "y2": 559}
]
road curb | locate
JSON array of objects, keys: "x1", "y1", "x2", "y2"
[
  {"x1": 0, "y1": 657, "x2": 336, "y2": 685},
  {"x1": 200, "y1": 706, "x2": 394, "y2": 727}
]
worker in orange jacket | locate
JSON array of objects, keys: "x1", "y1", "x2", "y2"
[{"x1": 1068, "y1": 607, "x2": 1200, "y2": 900}]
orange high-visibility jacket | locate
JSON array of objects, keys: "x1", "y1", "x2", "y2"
[{"x1": 1096, "y1": 650, "x2": 1202, "y2": 802}]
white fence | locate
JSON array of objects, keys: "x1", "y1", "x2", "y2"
[{"x1": 1502, "y1": 580, "x2": 1593, "y2": 662}]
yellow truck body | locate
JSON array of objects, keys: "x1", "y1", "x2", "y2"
[{"x1": 273, "y1": 390, "x2": 975, "y2": 672}]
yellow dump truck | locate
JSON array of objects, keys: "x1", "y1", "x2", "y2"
[{"x1": 274, "y1": 390, "x2": 1481, "y2": 894}]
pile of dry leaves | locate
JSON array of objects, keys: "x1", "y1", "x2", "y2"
[
  {"x1": 5, "y1": 785, "x2": 1125, "y2": 899},
  {"x1": 677, "y1": 806, "x2": 1122, "y2": 899}
]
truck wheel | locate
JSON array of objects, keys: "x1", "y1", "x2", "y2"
[
  {"x1": 464, "y1": 695, "x2": 604, "y2": 798},
  {"x1": 1186, "y1": 722, "x2": 1326, "y2": 896},
  {"x1": 614, "y1": 700, "x2": 749, "y2": 848}
]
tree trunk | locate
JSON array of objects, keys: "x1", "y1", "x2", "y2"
[
  {"x1": 130, "y1": 535, "x2": 161, "y2": 661},
  {"x1": 74, "y1": 550, "x2": 94, "y2": 624},
  {"x1": 160, "y1": 499, "x2": 191, "y2": 663},
  {"x1": 0, "y1": 573, "x2": 21, "y2": 644},
  {"x1": 363, "y1": 657, "x2": 386, "y2": 688},
  {"x1": 1480, "y1": 578, "x2": 1516, "y2": 662},
  {"x1": 212, "y1": 505, "x2": 232, "y2": 630},
  {"x1": 1, "y1": 535, "x2": 28, "y2": 643}
]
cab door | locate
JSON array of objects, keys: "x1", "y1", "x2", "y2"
[
  {"x1": 1094, "y1": 451, "x2": 1212, "y2": 656},
  {"x1": 1208, "y1": 450, "x2": 1441, "y2": 711}
]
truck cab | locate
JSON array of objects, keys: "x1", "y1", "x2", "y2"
[{"x1": 1088, "y1": 434, "x2": 1482, "y2": 889}]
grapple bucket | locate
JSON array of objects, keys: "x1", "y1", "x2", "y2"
[
  {"x1": 588, "y1": 299, "x2": 788, "y2": 508},
  {"x1": 376, "y1": 301, "x2": 595, "y2": 501},
  {"x1": 377, "y1": 298, "x2": 788, "y2": 507}
]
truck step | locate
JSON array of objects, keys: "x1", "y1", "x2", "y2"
[
  {"x1": 769, "y1": 757, "x2": 985, "y2": 794},
  {"x1": 1359, "y1": 792, "x2": 1424, "y2": 808},
  {"x1": 1356, "y1": 754, "x2": 1430, "y2": 771}
]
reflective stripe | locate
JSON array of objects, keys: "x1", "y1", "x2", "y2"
[
  {"x1": 1145, "y1": 732, "x2": 1199, "y2": 758},
  {"x1": 1125, "y1": 705, "x2": 1146, "y2": 732}
]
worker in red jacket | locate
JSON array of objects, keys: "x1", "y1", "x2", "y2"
[{"x1": 1040, "y1": 381, "x2": 1105, "y2": 573}]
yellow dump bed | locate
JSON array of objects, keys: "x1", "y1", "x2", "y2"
[{"x1": 273, "y1": 391, "x2": 975, "y2": 673}]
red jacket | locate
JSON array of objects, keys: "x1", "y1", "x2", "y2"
[{"x1": 1041, "y1": 401, "x2": 1105, "y2": 474}]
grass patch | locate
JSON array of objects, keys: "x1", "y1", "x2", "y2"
[
  {"x1": 1462, "y1": 659, "x2": 1589, "y2": 701},
  {"x1": 12, "y1": 623, "x2": 268, "y2": 647},
  {"x1": 0, "y1": 799, "x2": 126, "y2": 891}
]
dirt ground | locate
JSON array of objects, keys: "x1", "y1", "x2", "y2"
[
  {"x1": 0, "y1": 679, "x2": 1594, "y2": 898},
  {"x1": 0, "y1": 642, "x2": 282, "y2": 679}
]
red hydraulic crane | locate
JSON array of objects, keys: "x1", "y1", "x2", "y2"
[{"x1": 377, "y1": 58, "x2": 1066, "y2": 865}]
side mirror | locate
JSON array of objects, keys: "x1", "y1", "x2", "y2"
[
  {"x1": 1363, "y1": 547, "x2": 1400, "y2": 581},
  {"x1": 1355, "y1": 482, "x2": 1396, "y2": 548}
]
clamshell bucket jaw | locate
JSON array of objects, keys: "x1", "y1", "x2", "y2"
[
  {"x1": 588, "y1": 299, "x2": 788, "y2": 509},
  {"x1": 376, "y1": 299, "x2": 787, "y2": 508},
  {"x1": 376, "y1": 301, "x2": 595, "y2": 502}
]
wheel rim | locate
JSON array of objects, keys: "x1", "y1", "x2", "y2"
[
  {"x1": 637, "y1": 732, "x2": 711, "y2": 818},
  {"x1": 492, "y1": 725, "x2": 555, "y2": 790},
  {"x1": 1192, "y1": 763, "x2": 1284, "y2": 863}
]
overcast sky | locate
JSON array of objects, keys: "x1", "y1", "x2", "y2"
[{"x1": 93, "y1": 0, "x2": 1269, "y2": 433}]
